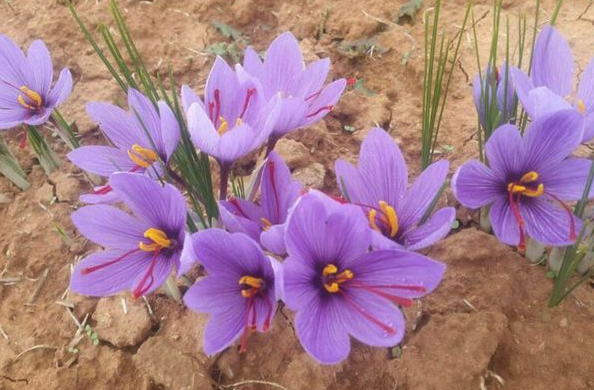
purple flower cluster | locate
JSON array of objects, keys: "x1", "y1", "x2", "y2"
[{"x1": 66, "y1": 32, "x2": 449, "y2": 365}]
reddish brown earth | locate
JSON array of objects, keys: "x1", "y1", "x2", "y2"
[{"x1": 1, "y1": 0, "x2": 594, "y2": 389}]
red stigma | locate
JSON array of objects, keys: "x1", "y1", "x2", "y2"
[
  {"x1": 306, "y1": 105, "x2": 333, "y2": 118},
  {"x1": 213, "y1": 89, "x2": 222, "y2": 127},
  {"x1": 305, "y1": 90, "x2": 322, "y2": 101},
  {"x1": 266, "y1": 160, "x2": 281, "y2": 222},
  {"x1": 81, "y1": 248, "x2": 141, "y2": 275},
  {"x1": 19, "y1": 129, "x2": 27, "y2": 149},
  {"x1": 339, "y1": 290, "x2": 396, "y2": 335},
  {"x1": 132, "y1": 250, "x2": 160, "y2": 298},
  {"x1": 346, "y1": 77, "x2": 357, "y2": 86},
  {"x1": 229, "y1": 196, "x2": 249, "y2": 219},
  {"x1": 239, "y1": 88, "x2": 256, "y2": 119},
  {"x1": 92, "y1": 185, "x2": 113, "y2": 195},
  {"x1": 547, "y1": 193, "x2": 577, "y2": 242},
  {"x1": 508, "y1": 191, "x2": 526, "y2": 252},
  {"x1": 208, "y1": 101, "x2": 215, "y2": 122}
]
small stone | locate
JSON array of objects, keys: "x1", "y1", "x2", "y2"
[
  {"x1": 293, "y1": 163, "x2": 326, "y2": 189},
  {"x1": 93, "y1": 295, "x2": 152, "y2": 348},
  {"x1": 34, "y1": 182, "x2": 55, "y2": 203},
  {"x1": 54, "y1": 175, "x2": 82, "y2": 203},
  {"x1": 559, "y1": 317, "x2": 568, "y2": 328}
]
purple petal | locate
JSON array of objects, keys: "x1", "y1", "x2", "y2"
[
  {"x1": 269, "y1": 97, "x2": 310, "y2": 136},
  {"x1": 524, "y1": 110, "x2": 584, "y2": 171},
  {"x1": 335, "y1": 158, "x2": 365, "y2": 202},
  {"x1": 24, "y1": 108, "x2": 52, "y2": 126},
  {"x1": 86, "y1": 102, "x2": 141, "y2": 150},
  {"x1": 70, "y1": 249, "x2": 153, "y2": 297},
  {"x1": 262, "y1": 32, "x2": 304, "y2": 95},
  {"x1": 540, "y1": 158, "x2": 594, "y2": 201},
  {"x1": 294, "y1": 297, "x2": 350, "y2": 365},
  {"x1": 285, "y1": 193, "x2": 370, "y2": 269},
  {"x1": 79, "y1": 189, "x2": 120, "y2": 205},
  {"x1": 46, "y1": 68, "x2": 72, "y2": 107},
  {"x1": 158, "y1": 101, "x2": 180, "y2": 159},
  {"x1": 217, "y1": 123, "x2": 259, "y2": 163},
  {"x1": 242, "y1": 47, "x2": 264, "y2": 80},
  {"x1": 577, "y1": 56, "x2": 594, "y2": 113},
  {"x1": 109, "y1": 172, "x2": 187, "y2": 235},
  {"x1": 68, "y1": 145, "x2": 135, "y2": 177},
  {"x1": 0, "y1": 34, "x2": 31, "y2": 87},
  {"x1": 522, "y1": 198, "x2": 582, "y2": 246},
  {"x1": 205, "y1": 56, "x2": 242, "y2": 121},
  {"x1": 510, "y1": 66, "x2": 536, "y2": 117},
  {"x1": 583, "y1": 112, "x2": 594, "y2": 142},
  {"x1": 402, "y1": 207, "x2": 456, "y2": 250},
  {"x1": 371, "y1": 230, "x2": 401, "y2": 250},
  {"x1": 0, "y1": 108, "x2": 28, "y2": 129},
  {"x1": 399, "y1": 159, "x2": 449, "y2": 228},
  {"x1": 289, "y1": 58, "x2": 330, "y2": 99},
  {"x1": 490, "y1": 197, "x2": 521, "y2": 246},
  {"x1": 527, "y1": 86, "x2": 573, "y2": 118},
  {"x1": 189, "y1": 229, "x2": 273, "y2": 278},
  {"x1": 532, "y1": 25, "x2": 574, "y2": 97},
  {"x1": 349, "y1": 249, "x2": 446, "y2": 298},
  {"x1": 261, "y1": 151, "x2": 301, "y2": 224},
  {"x1": 452, "y1": 160, "x2": 502, "y2": 209},
  {"x1": 179, "y1": 232, "x2": 197, "y2": 276},
  {"x1": 357, "y1": 128, "x2": 408, "y2": 207},
  {"x1": 130, "y1": 253, "x2": 175, "y2": 296},
  {"x1": 128, "y1": 89, "x2": 163, "y2": 152},
  {"x1": 341, "y1": 289, "x2": 405, "y2": 347},
  {"x1": 218, "y1": 198, "x2": 264, "y2": 240},
  {"x1": 485, "y1": 124, "x2": 525, "y2": 179},
  {"x1": 180, "y1": 84, "x2": 203, "y2": 114},
  {"x1": 187, "y1": 102, "x2": 220, "y2": 158},
  {"x1": 26, "y1": 40, "x2": 53, "y2": 97},
  {"x1": 184, "y1": 273, "x2": 243, "y2": 314},
  {"x1": 203, "y1": 307, "x2": 245, "y2": 355},
  {"x1": 71, "y1": 205, "x2": 148, "y2": 249},
  {"x1": 302, "y1": 78, "x2": 346, "y2": 126},
  {"x1": 260, "y1": 223, "x2": 287, "y2": 254}
]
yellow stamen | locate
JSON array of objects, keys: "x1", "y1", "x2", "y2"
[
  {"x1": 578, "y1": 99, "x2": 586, "y2": 115},
  {"x1": 379, "y1": 201, "x2": 399, "y2": 238},
  {"x1": 127, "y1": 144, "x2": 158, "y2": 168},
  {"x1": 17, "y1": 86, "x2": 42, "y2": 110},
  {"x1": 217, "y1": 116, "x2": 229, "y2": 135},
  {"x1": 239, "y1": 275, "x2": 263, "y2": 297},
  {"x1": 322, "y1": 264, "x2": 354, "y2": 293},
  {"x1": 261, "y1": 217, "x2": 272, "y2": 231},
  {"x1": 139, "y1": 228, "x2": 172, "y2": 252},
  {"x1": 522, "y1": 183, "x2": 544, "y2": 197},
  {"x1": 322, "y1": 264, "x2": 338, "y2": 277},
  {"x1": 368, "y1": 209, "x2": 380, "y2": 232},
  {"x1": 507, "y1": 183, "x2": 527, "y2": 194},
  {"x1": 520, "y1": 171, "x2": 538, "y2": 183}
]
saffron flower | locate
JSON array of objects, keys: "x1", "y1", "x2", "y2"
[
  {"x1": 511, "y1": 26, "x2": 594, "y2": 141},
  {"x1": 70, "y1": 172, "x2": 186, "y2": 297},
  {"x1": 242, "y1": 32, "x2": 346, "y2": 140},
  {"x1": 452, "y1": 110, "x2": 591, "y2": 251},
  {"x1": 335, "y1": 128, "x2": 455, "y2": 250},
  {"x1": 184, "y1": 57, "x2": 280, "y2": 166},
  {"x1": 68, "y1": 88, "x2": 180, "y2": 203},
  {"x1": 473, "y1": 63, "x2": 515, "y2": 129},
  {"x1": 183, "y1": 229, "x2": 277, "y2": 355},
  {"x1": 0, "y1": 35, "x2": 72, "y2": 128},
  {"x1": 218, "y1": 151, "x2": 302, "y2": 254},
  {"x1": 282, "y1": 192, "x2": 445, "y2": 364}
]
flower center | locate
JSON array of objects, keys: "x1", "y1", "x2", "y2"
[
  {"x1": 322, "y1": 263, "x2": 354, "y2": 293},
  {"x1": 368, "y1": 201, "x2": 399, "y2": 238},
  {"x1": 507, "y1": 171, "x2": 544, "y2": 198},
  {"x1": 17, "y1": 86, "x2": 42, "y2": 110},
  {"x1": 209, "y1": 88, "x2": 256, "y2": 135},
  {"x1": 578, "y1": 99, "x2": 586, "y2": 115},
  {"x1": 127, "y1": 144, "x2": 158, "y2": 168},
  {"x1": 139, "y1": 228, "x2": 173, "y2": 252},
  {"x1": 238, "y1": 274, "x2": 273, "y2": 353}
]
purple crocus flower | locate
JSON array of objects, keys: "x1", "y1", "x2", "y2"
[
  {"x1": 68, "y1": 88, "x2": 180, "y2": 203},
  {"x1": 511, "y1": 25, "x2": 594, "y2": 141},
  {"x1": 218, "y1": 151, "x2": 302, "y2": 254},
  {"x1": 183, "y1": 57, "x2": 280, "y2": 166},
  {"x1": 183, "y1": 229, "x2": 277, "y2": 355},
  {"x1": 282, "y1": 192, "x2": 445, "y2": 364},
  {"x1": 335, "y1": 128, "x2": 455, "y2": 251},
  {"x1": 0, "y1": 35, "x2": 72, "y2": 128},
  {"x1": 70, "y1": 172, "x2": 186, "y2": 297},
  {"x1": 452, "y1": 110, "x2": 591, "y2": 251},
  {"x1": 473, "y1": 63, "x2": 515, "y2": 129},
  {"x1": 242, "y1": 32, "x2": 346, "y2": 140}
]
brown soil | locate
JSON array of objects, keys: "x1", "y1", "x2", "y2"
[{"x1": 1, "y1": 0, "x2": 594, "y2": 389}]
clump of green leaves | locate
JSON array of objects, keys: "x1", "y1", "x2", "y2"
[
  {"x1": 397, "y1": 0, "x2": 423, "y2": 25},
  {"x1": 205, "y1": 21, "x2": 250, "y2": 63},
  {"x1": 337, "y1": 38, "x2": 387, "y2": 59},
  {"x1": 85, "y1": 324, "x2": 100, "y2": 346}
]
